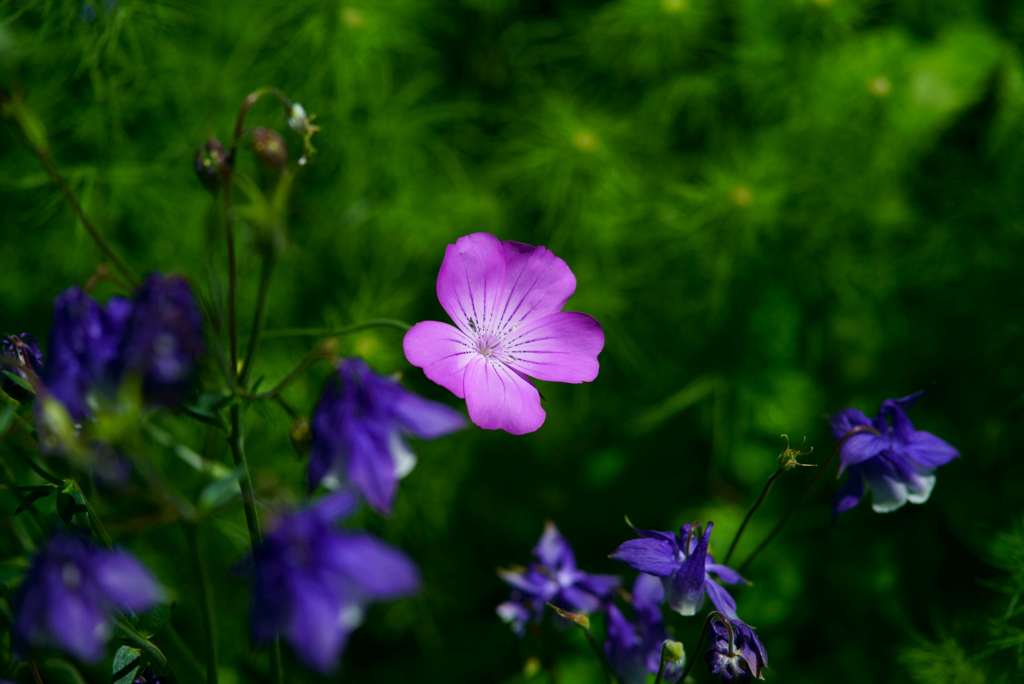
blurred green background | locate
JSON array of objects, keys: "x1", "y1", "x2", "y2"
[{"x1": 2, "y1": 0, "x2": 1024, "y2": 682}]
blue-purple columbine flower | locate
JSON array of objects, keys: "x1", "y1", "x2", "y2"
[
  {"x1": 242, "y1": 491, "x2": 421, "y2": 675},
  {"x1": 1, "y1": 333, "x2": 44, "y2": 402},
  {"x1": 830, "y1": 390, "x2": 960, "y2": 518},
  {"x1": 309, "y1": 357, "x2": 465, "y2": 514},
  {"x1": 604, "y1": 574, "x2": 683, "y2": 684},
  {"x1": 497, "y1": 522, "x2": 621, "y2": 636},
  {"x1": 132, "y1": 668, "x2": 168, "y2": 684},
  {"x1": 114, "y1": 274, "x2": 205, "y2": 407},
  {"x1": 43, "y1": 287, "x2": 133, "y2": 421},
  {"x1": 705, "y1": 617, "x2": 767, "y2": 681},
  {"x1": 42, "y1": 276, "x2": 203, "y2": 421},
  {"x1": 610, "y1": 521, "x2": 744, "y2": 619},
  {"x1": 12, "y1": 533, "x2": 163, "y2": 663}
]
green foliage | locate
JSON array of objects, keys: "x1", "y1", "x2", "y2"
[{"x1": 1, "y1": 0, "x2": 1023, "y2": 682}]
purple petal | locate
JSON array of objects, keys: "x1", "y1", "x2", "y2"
[
  {"x1": 631, "y1": 572, "x2": 665, "y2": 612},
  {"x1": 898, "y1": 429, "x2": 959, "y2": 468},
  {"x1": 494, "y1": 241, "x2": 577, "y2": 330},
  {"x1": 345, "y1": 421, "x2": 400, "y2": 514},
  {"x1": 324, "y1": 532, "x2": 421, "y2": 600},
  {"x1": 463, "y1": 357, "x2": 545, "y2": 434},
  {"x1": 832, "y1": 466, "x2": 866, "y2": 519},
  {"x1": 43, "y1": 570, "x2": 109, "y2": 663},
  {"x1": 884, "y1": 389, "x2": 927, "y2": 413},
  {"x1": 827, "y1": 407, "x2": 872, "y2": 441},
  {"x1": 534, "y1": 521, "x2": 575, "y2": 570},
  {"x1": 504, "y1": 312, "x2": 604, "y2": 383},
  {"x1": 577, "y1": 573, "x2": 622, "y2": 598},
  {"x1": 436, "y1": 232, "x2": 507, "y2": 337},
  {"x1": 861, "y1": 458, "x2": 911, "y2": 513},
  {"x1": 497, "y1": 568, "x2": 556, "y2": 597},
  {"x1": 557, "y1": 585, "x2": 602, "y2": 613},
  {"x1": 390, "y1": 388, "x2": 466, "y2": 439},
  {"x1": 704, "y1": 580, "x2": 739, "y2": 620},
  {"x1": 667, "y1": 523, "x2": 711, "y2": 616},
  {"x1": 835, "y1": 431, "x2": 886, "y2": 475},
  {"x1": 283, "y1": 574, "x2": 348, "y2": 675},
  {"x1": 403, "y1": 321, "x2": 476, "y2": 399},
  {"x1": 609, "y1": 539, "x2": 678, "y2": 577},
  {"x1": 311, "y1": 491, "x2": 360, "y2": 525},
  {"x1": 706, "y1": 563, "x2": 746, "y2": 585},
  {"x1": 92, "y1": 550, "x2": 163, "y2": 611}
]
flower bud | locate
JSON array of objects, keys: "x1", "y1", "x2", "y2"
[
  {"x1": 548, "y1": 603, "x2": 590, "y2": 629},
  {"x1": 193, "y1": 137, "x2": 228, "y2": 194},
  {"x1": 251, "y1": 127, "x2": 288, "y2": 173},
  {"x1": 662, "y1": 640, "x2": 685, "y2": 664},
  {"x1": 777, "y1": 434, "x2": 814, "y2": 471},
  {"x1": 289, "y1": 417, "x2": 311, "y2": 458}
]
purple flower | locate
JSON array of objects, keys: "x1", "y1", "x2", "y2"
[
  {"x1": 132, "y1": 668, "x2": 168, "y2": 684},
  {"x1": 309, "y1": 358, "x2": 465, "y2": 514},
  {"x1": 604, "y1": 574, "x2": 682, "y2": 684},
  {"x1": 403, "y1": 232, "x2": 604, "y2": 435},
  {"x1": 41, "y1": 276, "x2": 203, "y2": 420},
  {"x1": 1, "y1": 333, "x2": 44, "y2": 402},
  {"x1": 610, "y1": 521, "x2": 744, "y2": 619},
  {"x1": 830, "y1": 390, "x2": 960, "y2": 518},
  {"x1": 43, "y1": 287, "x2": 133, "y2": 421},
  {"x1": 497, "y1": 522, "x2": 620, "y2": 636},
  {"x1": 115, "y1": 274, "x2": 204, "y2": 407},
  {"x1": 243, "y1": 492, "x2": 420, "y2": 675},
  {"x1": 705, "y1": 617, "x2": 768, "y2": 681},
  {"x1": 12, "y1": 533, "x2": 163, "y2": 663}
]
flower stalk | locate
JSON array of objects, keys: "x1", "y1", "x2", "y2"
[
  {"x1": 184, "y1": 523, "x2": 219, "y2": 684},
  {"x1": 678, "y1": 611, "x2": 729, "y2": 682},
  {"x1": 738, "y1": 425, "x2": 881, "y2": 572}
]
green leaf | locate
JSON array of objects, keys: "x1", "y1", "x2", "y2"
[
  {"x1": 134, "y1": 603, "x2": 175, "y2": 638},
  {"x1": 1, "y1": 370, "x2": 32, "y2": 393},
  {"x1": 0, "y1": 556, "x2": 30, "y2": 585},
  {"x1": 111, "y1": 645, "x2": 142, "y2": 684},
  {"x1": 56, "y1": 481, "x2": 91, "y2": 531},
  {"x1": 14, "y1": 486, "x2": 54, "y2": 515},
  {"x1": 0, "y1": 402, "x2": 16, "y2": 436},
  {"x1": 198, "y1": 467, "x2": 244, "y2": 512}
]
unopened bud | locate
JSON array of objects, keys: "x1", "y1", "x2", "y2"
[
  {"x1": 287, "y1": 103, "x2": 309, "y2": 134},
  {"x1": 194, "y1": 137, "x2": 228, "y2": 194},
  {"x1": 662, "y1": 639, "x2": 685, "y2": 664},
  {"x1": 289, "y1": 417, "x2": 311, "y2": 458},
  {"x1": 778, "y1": 434, "x2": 814, "y2": 470},
  {"x1": 251, "y1": 127, "x2": 288, "y2": 173},
  {"x1": 548, "y1": 603, "x2": 590, "y2": 629}
]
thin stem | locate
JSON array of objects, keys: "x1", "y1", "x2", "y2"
[
  {"x1": 227, "y1": 402, "x2": 283, "y2": 684},
  {"x1": 583, "y1": 627, "x2": 616, "y2": 684},
  {"x1": 34, "y1": 154, "x2": 138, "y2": 288},
  {"x1": 240, "y1": 343, "x2": 332, "y2": 401},
  {"x1": 162, "y1": 625, "x2": 208, "y2": 684},
  {"x1": 114, "y1": 616, "x2": 177, "y2": 684},
  {"x1": 239, "y1": 254, "x2": 276, "y2": 387},
  {"x1": 29, "y1": 659, "x2": 44, "y2": 684},
  {"x1": 225, "y1": 174, "x2": 239, "y2": 382},
  {"x1": 678, "y1": 611, "x2": 728, "y2": 682},
  {"x1": 653, "y1": 658, "x2": 667, "y2": 684},
  {"x1": 79, "y1": 487, "x2": 114, "y2": 547},
  {"x1": 258, "y1": 319, "x2": 412, "y2": 340},
  {"x1": 738, "y1": 425, "x2": 881, "y2": 572},
  {"x1": 723, "y1": 468, "x2": 783, "y2": 566},
  {"x1": 184, "y1": 524, "x2": 218, "y2": 684}
]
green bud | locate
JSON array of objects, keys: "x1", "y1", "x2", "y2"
[
  {"x1": 778, "y1": 434, "x2": 815, "y2": 470},
  {"x1": 251, "y1": 127, "x2": 288, "y2": 173},
  {"x1": 662, "y1": 639, "x2": 685, "y2": 664}
]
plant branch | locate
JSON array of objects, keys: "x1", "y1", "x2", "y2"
[
  {"x1": 258, "y1": 318, "x2": 412, "y2": 340},
  {"x1": 723, "y1": 468, "x2": 783, "y2": 566},
  {"x1": 239, "y1": 254, "x2": 276, "y2": 387}
]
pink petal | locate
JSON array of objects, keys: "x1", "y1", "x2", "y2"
[
  {"x1": 403, "y1": 321, "x2": 475, "y2": 399},
  {"x1": 464, "y1": 357, "x2": 546, "y2": 434},
  {"x1": 494, "y1": 241, "x2": 577, "y2": 331},
  {"x1": 503, "y1": 311, "x2": 604, "y2": 383},
  {"x1": 436, "y1": 233, "x2": 507, "y2": 336}
]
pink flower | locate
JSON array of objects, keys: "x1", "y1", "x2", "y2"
[{"x1": 403, "y1": 233, "x2": 604, "y2": 435}]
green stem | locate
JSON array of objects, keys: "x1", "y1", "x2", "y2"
[
  {"x1": 114, "y1": 617, "x2": 177, "y2": 684},
  {"x1": 239, "y1": 254, "x2": 276, "y2": 387},
  {"x1": 722, "y1": 468, "x2": 783, "y2": 566},
  {"x1": 653, "y1": 658, "x2": 666, "y2": 684},
  {"x1": 28, "y1": 141, "x2": 138, "y2": 288},
  {"x1": 242, "y1": 345, "x2": 330, "y2": 401},
  {"x1": 10, "y1": 444, "x2": 63, "y2": 486},
  {"x1": 583, "y1": 627, "x2": 616, "y2": 684},
  {"x1": 738, "y1": 425, "x2": 881, "y2": 573},
  {"x1": 227, "y1": 403, "x2": 284, "y2": 684},
  {"x1": 225, "y1": 174, "x2": 239, "y2": 383},
  {"x1": 79, "y1": 487, "x2": 114, "y2": 547},
  {"x1": 162, "y1": 625, "x2": 207, "y2": 684},
  {"x1": 258, "y1": 318, "x2": 412, "y2": 340},
  {"x1": 184, "y1": 524, "x2": 218, "y2": 684}
]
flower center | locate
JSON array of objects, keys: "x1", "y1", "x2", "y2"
[
  {"x1": 475, "y1": 333, "x2": 502, "y2": 358},
  {"x1": 61, "y1": 562, "x2": 81, "y2": 589}
]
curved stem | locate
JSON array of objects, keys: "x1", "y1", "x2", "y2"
[
  {"x1": 225, "y1": 175, "x2": 239, "y2": 384},
  {"x1": 239, "y1": 253, "x2": 276, "y2": 387},
  {"x1": 583, "y1": 626, "x2": 615, "y2": 684},
  {"x1": 114, "y1": 616, "x2": 177, "y2": 684},
  {"x1": 258, "y1": 318, "x2": 412, "y2": 340},
  {"x1": 241, "y1": 344, "x2": 331, "y2": 401},
  {"x1": 184, "y1": 523, "x2": 218, "y2": 684},
  {"x1": 678, "y1": 611, "x2": 728, "y2": 682},
  {"x1": 738, "y1": 425, "x2": 881, "y2": 572},
  {"x1": 29, "y1": 659, "x2": 44, "y2": 684},
  {"x1": 723, "y1": 468, "x2": 783, "y2": 566}
]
